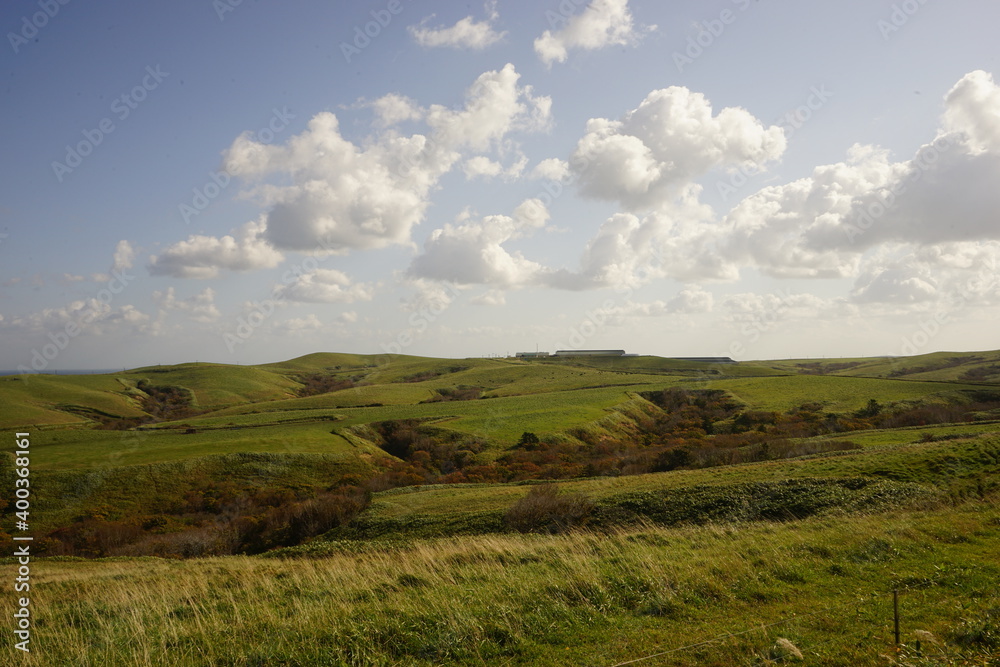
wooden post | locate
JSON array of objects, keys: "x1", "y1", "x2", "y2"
[{"x1": 893, "y1": 589, "x2": 900, "y2": 646}]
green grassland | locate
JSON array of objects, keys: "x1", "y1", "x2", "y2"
[
  {"x1": 6, "y1": 501, "x2": 998, "y2": 666},
  {"x1": 3, "y1": 350, "x2": 1000, "y2": 664},
  {"x1": 323, "y1": 432, "x2": 1000, "y2": 533},
  {"x1": 710, "y1": 374, "x2": 987, "y2": 413},
  {"x1": 0, "y1": 373, "x2": 147, "y2": 427},
  {"x1": 760, "y1": 349, "x2": 1000, "y2": 382},
  {"x1": 121, "y1": 363, "x2": 303, "y2": 408},
  {"x1": 20, "y1": 420, "x2": 370, "y2": 471}
]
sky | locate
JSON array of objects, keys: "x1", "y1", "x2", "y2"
[{"x1": 1, "y1": 0, "x2": 999, "y2": 370}]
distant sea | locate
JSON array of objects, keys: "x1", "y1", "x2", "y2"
[{"x1": 0, "y1": 369, "x2": 126, "y2": 376}]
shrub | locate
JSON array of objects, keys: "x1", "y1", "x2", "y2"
[{"x1": 503, "y1": 484, "x2": 594, "y2": 534}]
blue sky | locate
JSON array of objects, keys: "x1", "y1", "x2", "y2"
[{"x1": 2, "y1": 0, "x2": 999, "y2": 369}]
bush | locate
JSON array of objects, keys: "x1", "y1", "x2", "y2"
[{"x1": 504, "y1": 484, "x2": 594, "y2": 534}]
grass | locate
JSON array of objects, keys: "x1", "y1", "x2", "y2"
[
  {"x1": 340, "y1": 433, "x2": 1000, "y2": 534},
  {"x1": 7, "y1": 500, "x2": 998, "y2": 665},
  {"x1": 5, "y1": 350, "x2": 1000, "y2": 664},
  {"x1": 158, "y1": 383, "x2": 678, "y2": 446},
  {"x1": 761, "y1": 349, "x2": 1000, "y2": 383},
  {"x1": 120, "y1": 363, "x2": 303, "y2": 408},
  {"x1": 20, "y1": 420, "x2": 370, "y2": 471},
  {"x1": 1, "y1": 450, "x2": 376, "y2": 533},
  {"x1": 0, "y1": 373, "x2": 147, "y2": 428},
  {"x1": 711, "y1": 374, "x2": 982, "y2": 413}
]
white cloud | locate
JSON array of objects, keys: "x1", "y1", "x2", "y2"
[
  {"x1": 274, "y1": 314, "x2": 324, "y2": 334},
  {"x1": 369, "y1": 93, "x2": 423, "y2": 128},
  {"x1": 534, "y1": 0, "x2": 653, "y2": 66},
  {"x1": 4, "y1": 299, "x2": 156, "y2": 336},
  {"x1": 424, "y1": 64, "x2": 552, "y2": 152},
  {"x1": 850, "y1": 242, "x2": 1000, "y2": 309},
  {"x1": 153, "y1": 287, "x2": 221, "y2": 322},
  {"x1": 470, "y1": 289, "x2": 506, "y2": 306},
  {"x1": 112, "y1": 240, "x2": 136, "y2": 272},
  {"x1": 572, "y1": 86, "x2": 785, "y2": 210},
  {"x1": 943, "y1": 69, "x2": 1000, "y2": 154},
  {"x1": 224, "y1": 64, "x2": 549, "y2": 254},
  {"x1": 149, "y1": 219, "x2": 283, "y2": 279},
  {"x1": 719, "y1": 72, "x2": 1000, "y2": 279},
  {"x1": 274, "y1": 268, "x2": 374, "y2": 304},
  {"x1": 409, "y1": 3, "x2": 506, "y2": 50},
  {"x1": 399, "y1": 277, "x2": 463, "y2": 314},
  {"x1": 668, "y1": 287, "x2": 714, "y2": 314},
  {"x1": 723, "y1": 291, "x2": 834, "y2": 324},
  {"x1": 546, "y1": 185, "x2": 735, "y2": 289},
  {"x1": 408, "y1": 198, "x2": 550, "y2": 287},
  {"x1": 530, "y1": 158, "x2": 570, "y2": 181},
  {"x1": 92, "y1": 239, "x2": 138, "y2": 283},
  {"x1": 463, "y1": 155, "x2": 527, "y2": 181}
]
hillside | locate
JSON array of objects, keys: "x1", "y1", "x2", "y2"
[{"x1": 2, "y1": 350, "x2": 999, "y2": 664}]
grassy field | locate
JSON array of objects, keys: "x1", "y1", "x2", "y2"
[
  {"x1": 6, "y1": 501, "x2": 997, "y2": 666},
  {"x1": 759, "y1": 349, "x2": 1000, "y2": 383},
  {"x1": 322, "y1": 432, "x2": 1000, "y2": 533},
  {"x1": 4, "y1": 350, "x2": 1000, "y2": 664},
  {"x1": 710, "y1": 374, "x2": 985, "y2": 413}
]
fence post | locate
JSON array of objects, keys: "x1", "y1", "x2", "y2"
[{"x1": 893, "y1": 589, "x2": 900, "y2": 646}]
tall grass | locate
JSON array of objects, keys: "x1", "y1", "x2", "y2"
[{"x1": 8, "y1": 501, "x2": 998, "y2": 666}]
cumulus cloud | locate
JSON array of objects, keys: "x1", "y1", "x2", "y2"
[
  {"x1": 547, "y1": 185, "x2": 735, "y2": 289},
  {"x1": 153, "y1": 287, "x2": 221, "y2": 322},
  {"x1": 463, "y1": 155, "x2": 527, "y2": 181},
  {"x1": 274, "y1": 268, "x2": 374, "y2": 304},
  {"x1": 534, "y1": 0, "x2": 652, "y2": 66},
  {"x1": 369, "y1": 93, "x2": 423, "y2": 127},
  {"x1": 850, "y1": 242, "x2": 1000, "y2": 309},
  {"x1": 274, "y1": 314, "x2": 324, "y2": 334},
  {"x1": 723, "y1": 291, "x2": 836, "y2": 325},
  {"x1": 408, "y1": 198, "x2": 550, "y2": 287},
  {"x1": 149, "y1": 219, "x2": 283, "y2": 279},
  {"x1": 668, "y1": 287, "x2": 714, "y2": 314},
  {"x1": 4, "y1": 299, "x2": 155, "y2": 336},
  {"x1": 470, "y1": 289, "x2": 506, "y2": 306},
  {"x1": 572, "y1": 86, "x2": 785, "y2": 210},
  {"x1": 530, "y1": 158, "x2": 570, "y2": 181},
  {"x1": 224, "y1": 64, "x2": 550, "y2": 254},
  {"x1": 91, "y1": 239, "x2": 138, "y2": 282},
  {"x1": 410, "y1": 3, "x2": 506, "y2": 50},
  {"x1": 719, "y1": 71, "x2": 1000, "y2": 279},
  {"x1": 943, "y1": 69, "x2": 1000, "y2": 153}
]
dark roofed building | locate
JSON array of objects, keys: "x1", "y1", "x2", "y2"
[{"x1": 553, "y1": 350, "x2": 626, "y2": 357}]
